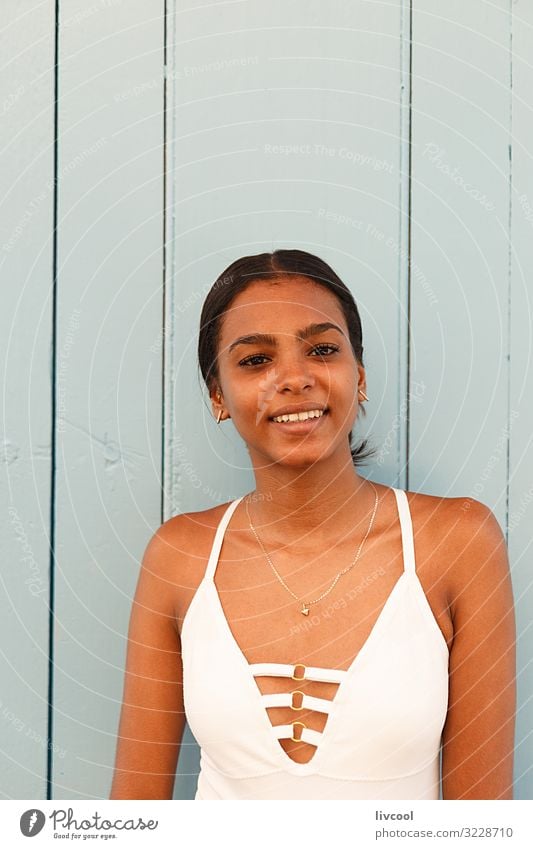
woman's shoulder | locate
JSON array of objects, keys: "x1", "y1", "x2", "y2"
[
  {"x1": 149, "y1": 500, "x2": 238, "y2": 629},
  {"x1": 408, "y1": 490, "x2": 508, "y2": 609},
  {"x1": 444, "y1": 496, "x2": 510, "y2": 609},
  {"x1": 150, "y1": 499, "x2": 237, "y2": 569},
  {"x1": 422, "y1": 491, "x2": 504, "y2": 550},
  {"x1": 404, "y1": 487, "x2": 502, "y2": 536},
  {"x1": 161, "y1": 498, "x2": 235, "y2": 535}
]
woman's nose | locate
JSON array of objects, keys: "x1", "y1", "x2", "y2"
[{"x1": 273, "y1": 351, "x2": 316, "y2": 392}]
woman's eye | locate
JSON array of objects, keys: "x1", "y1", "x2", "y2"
[
  {"x1": 238, "y1": 354, "x2": 269, "y2": 367},
  {"x1": 311, "y1": 343, "x2": 340, "y2": 356},
  {"x1": 238, "y1": 344, "x2": 339, "y2": 367}
]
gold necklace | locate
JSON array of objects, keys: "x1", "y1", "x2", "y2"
[{"x1": 245, "y1": 482, "x2": 379, "y2": 615}]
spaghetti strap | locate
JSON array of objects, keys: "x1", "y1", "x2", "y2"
[
  {"x1": 392, "y1": 487, "x2": 416, "y2": 574},
  {"x1": 204, "y1": 495, "x2": 245, "y2": 581}
]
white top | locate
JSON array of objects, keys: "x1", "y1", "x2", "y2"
[{"x1": 180, "y1": 487, "x2": 449, "y2": 800}]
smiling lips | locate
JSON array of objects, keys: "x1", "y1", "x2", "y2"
[
  {"x1": 271, "y1": 408, "x2": 326, "y2": 423},
  {"x1": 269, "y1": 409, "x2": 329, "y2": 435}
]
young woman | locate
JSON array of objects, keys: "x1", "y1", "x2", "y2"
[{"x1": 110, "y1": 249, "x2": 516, "y2": 800}]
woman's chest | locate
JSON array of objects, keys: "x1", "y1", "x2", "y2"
[{"x1": 175, "y1": 500, "x2": 454, "y2": 661}]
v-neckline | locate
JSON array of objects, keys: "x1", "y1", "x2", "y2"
[{"x1": 208, "y1": 565, "x2": 411, "y2": 775}]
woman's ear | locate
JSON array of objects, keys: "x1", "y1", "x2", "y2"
[
  {"x1": 208, "y1": 378, "x2": 222, "y2": 405},
  {"x1": 210, "y1": 384, "x2": 225, "y2": 421},
  {"x1": 356, "y1": 362, "x2": 367, "y2": 397}
]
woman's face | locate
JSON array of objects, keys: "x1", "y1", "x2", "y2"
[{"x1": 212, "y1": 275, "x2": 366, "y2": 468}]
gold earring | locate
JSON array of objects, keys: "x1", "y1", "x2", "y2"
[
  {"x1": 359, "y1": 389, "x2": 369, "y2": 401},
  {"x1": 216, "y1": 409, "x2": 222, "y2": 424}
]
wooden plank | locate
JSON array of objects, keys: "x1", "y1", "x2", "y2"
[
  {"x1": 0, "y1": 0, "x2": 56, "y2": 799},
  {"x1": 410, "y1": 1, "x2": 511, "y2": 519},
  {"x1": 53, "y1": 0, "x2": 164, "y2": 798}
]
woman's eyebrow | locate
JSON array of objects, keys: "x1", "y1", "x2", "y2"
[{"x1": 227, "y1": 322, "x2": 345, "y2": 354}]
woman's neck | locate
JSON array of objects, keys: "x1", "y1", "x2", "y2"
[{"x1": 245, "y1": 468, "x2": 378, "y2": 540}]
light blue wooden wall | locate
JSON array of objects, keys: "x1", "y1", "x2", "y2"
[{"x1": 1, "y1": 0, "x2": 531, "y2": 801}]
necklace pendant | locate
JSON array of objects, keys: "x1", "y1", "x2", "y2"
[{"x1": 301, "y1": 603, "x2": 310, "y2": 616}]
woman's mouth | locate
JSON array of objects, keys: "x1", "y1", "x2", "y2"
[{"x1": 269, "y1": 408, "x2": 329, "y2": 434}]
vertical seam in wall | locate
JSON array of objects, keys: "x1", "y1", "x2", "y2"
[
  {"x1": 47, "y1": 0, "x2": 60, "y2": 801},
  {"x1": 162, "y1": 0, "x2": 168, "y2": 524},
  {"x1": 163, "y1": 0, "x2": 177, "y2": 522},
  {"x1": 406, "y1": 0, "x2": 413, "y2": 492},
  {"x1": 166, "y1": 0, "x2": 178, "y2": 520},
  {"x1": 505, "y1": 0, "x2": 513, "y2": 545},
  {"x1": 399, "y1": 0, "x2": 413, "y2": 489}
]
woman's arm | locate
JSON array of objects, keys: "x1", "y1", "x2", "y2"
[
  {"x1": 441, "y1": 499, "x2": 516, "y2": 800},
  {"x1": 109, "y1": 518, "x2": 189, "y2": 799}
]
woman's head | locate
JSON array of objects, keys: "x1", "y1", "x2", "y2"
[{"x1": 198, "y1": 249, "x2": 376, "y2": 468}]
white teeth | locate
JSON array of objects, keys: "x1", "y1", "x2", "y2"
[{"x1": 272, "y1": 409, "x2": 325, "y2": 423}]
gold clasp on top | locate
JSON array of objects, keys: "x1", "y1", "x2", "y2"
[
  {"x1": 292, "y1": 663, "x2": 305, "y2": 681},
  {"x1": 290, "y1": 690, "x2": 304, "y2": 710},
  {"x1": 291, "y1": 721, "x2": 306, "y2": 742}
]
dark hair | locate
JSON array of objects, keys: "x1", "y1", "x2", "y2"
[{"x1": 197, "y1": 249, "x2": 377, "y2": 467}]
